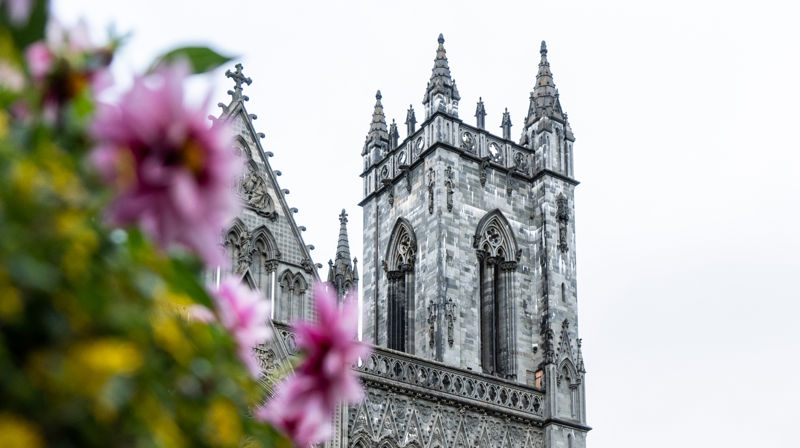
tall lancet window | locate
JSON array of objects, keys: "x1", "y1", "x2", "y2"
[
  {"x1": 385, "y1": 218, "x2": 417, "y2": 353},
  {"x1": 250, "y1": 226, "x2": 280, "y2": 300},
  {"x1": 474, "y1": 210, "x2": 519, "y2": 379}
]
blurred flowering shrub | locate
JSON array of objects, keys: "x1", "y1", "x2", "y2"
[{"x1": 0, "y1": 1, "x2": 366, "y2": 447}]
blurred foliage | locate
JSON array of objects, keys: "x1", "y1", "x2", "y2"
[{"x1": 0, "y1": 1, "x2": 290, "y2": 446}]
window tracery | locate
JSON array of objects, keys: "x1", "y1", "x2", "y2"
[
  {"x1": 474, "y1": 210, "x2": 519, "y2": 379},
  {"x1": 385, "y1": 218, "x2": 417, "y2": 353}
]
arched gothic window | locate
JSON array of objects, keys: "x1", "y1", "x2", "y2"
[
  {"x1": 250, "y1": 226, "x2": 280, "y2": 300},
  {"x1": 558, "y1": 359, "x2": 580, "y2": 420},
  {"x1": 556, "y1": 128, "x2": 563, "y2": 171},
  {"x1": 385, "y1": 218, "x2": 417, "y2": 353},
  {"x1": 224, "y1": 219, "x2": 249, "y2": 275},
  {"x1": 474, "y1": 210, "x2": 519, "y2": 378},
  {"x1": 277, "y1": 270, "x2": 307, "y2": 322}
]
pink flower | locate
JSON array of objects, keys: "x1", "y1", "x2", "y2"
[
  {"x1": 256, "y1": 283, "x2": 370, "y2": 447},
  {"x1": 2, "y1": 0, "x2": 33, "y2": 25},
  {"x1": 24, "y1": 19, "x2": 114, "y2": 113},
  {"x1": 90, "y1": 62, "x2": 241, "y2": 267},
  {"x1": 192, "y1": 279, "x2": 272, "y2": 377},
  {"x1": 213, "y1": 278, "x2": 272, "y2": 376},
  {"x1": 25, "y1": 42, "x2": 53, "y2": 81}
]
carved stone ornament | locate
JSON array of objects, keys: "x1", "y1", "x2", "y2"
[
  {"x1": 300, "y1": 258, "x2": 314, "y2": 273},
  {"x1": 380, "y1": 165, "x2": 390, "y2": 182},
  {"x1": 382, "y1": 178, "x2": 394, "y2": 206},
  {"x1": 513, "y1": 151, "x2": 528, "y2": 172},
  {"x1": 544, "y1": 328, "x2": 557, "y2": 364},
  {"x1": 556, "y1": 195, "x2": 570, "y2": 222},
  {"x1": 427, "y1": 168, "x2": 435, "y2": 214},
  {"x1": 444, "y1": 166, "x2": 454, "y2": 212},
  {"x1": 427, "y1": 299, "x2": 437, "y2": 349},
  {"x1": 445, "y1": 298, "x2": 456, "y2": 348},
  {"x1": 240, "y1": 165, "x2": 276, "y2": 220},
  {"x1": 414, "y1": 137, "x2": 424, "y2": 155},
  {"x1": 461, "y1": 131, "x2": 476, "y2": 152},
  {"x1": 479, "y1": 156, "x2": 490, "y2": 187},
  {"x1": 395, "y1": 233, "x2": 416, "y2": 268},
  {"x1": 488, "y1": 141, "x2": 503, "y2": 163},
  {"x1": 234, "y1": 230, "x2": 251, "y2": 274}
]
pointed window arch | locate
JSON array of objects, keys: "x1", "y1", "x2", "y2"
[
  {"x1": 250, "y1": 226, "x2": 280, "y2": 298},
  {"x1": 276, "y1": 269, "x2": 306, "y2": 322},
  {"x1": 558, "y1": 358, "x2": 580, "y2": 420},
  {"x1": 224, "y1": 218, "x2": 249, "y2": 275},
  {"x1": 384, "y1": 218, "x2": 417, "y2": 353},
  {"x1": 474, "y1": 210, "x2": 519, "y2": 379}
]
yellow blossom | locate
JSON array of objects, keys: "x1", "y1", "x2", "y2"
[
  {"x1": 0, "y1": 414, "x2": 44, "y2": 448},
  {"x1": 66, "y1": 338, "x2": 143, "y2": 395},
  {"x1": 140, "y1": 394, "x2": 185, "y2": 448},
  {"x1": 152, "y1": 312, "x2": 192, "y2": 364},
  {"x1": 0, "y1": 110, "x2": 9, "y2": 138},
  {"x1": 204, "y1": 399, "x2": 242, "y2": 447},
  {"x1": 0, "y1": 267, "x2": 21, "y2": 320}
]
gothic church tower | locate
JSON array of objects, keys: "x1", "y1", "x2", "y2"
[{"x1": 353, "y1": 36, "x2": 589, "y2": 448}]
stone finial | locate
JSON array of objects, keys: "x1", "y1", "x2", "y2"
[
  {"x1": 475, "y1": 97, "x2": 486, "y2": 129},
  {"x1": 225, "y1": 63, "x2": 252, "y2": 101},
  {"x1": 540, "y1": 40, "x2": 547, "y2": 56},
  {"x1": 389, "y1": 119, "x2": 399, "y2": 150},
  {"x1": 406, "y1": 104, "x2": 417, "y2": 136},
  {"x1": 501, "y1": 107, "x2": 512, "y2": 140}
]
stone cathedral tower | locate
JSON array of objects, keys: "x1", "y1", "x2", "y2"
[{"x1": 346, "y1": 36, "x2": 590, "y2": 448}]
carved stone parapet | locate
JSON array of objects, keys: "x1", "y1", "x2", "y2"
[{"x1": 355, "y1": 346, "x2": 545, "y2": 418}]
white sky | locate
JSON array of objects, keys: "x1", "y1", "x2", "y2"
[{"x1": 55, "y1": 1, "x2": 800, "y2": 446}]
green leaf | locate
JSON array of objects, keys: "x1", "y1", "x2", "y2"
[
  {"x1": 149, "y1": 46, "x2": 233, "y2": 74},
  {"x1": 168, "y1": 257, "x2": 214, "y2": 308},
  {"x1": 3, "y1": 0, "x2": 49, "y2": 50}
]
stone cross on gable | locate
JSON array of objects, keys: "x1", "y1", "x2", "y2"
[{"x1": 226, "y1": 63, "x2": 252, "y2": 101}]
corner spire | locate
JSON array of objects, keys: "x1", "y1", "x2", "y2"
[
  {"x1": 225, "y1": 63, "x2": 252, "y2": 102},
  {"x1": 422, "y1": 33, "x2": 460, "y2": 119},
  {"x1": 526, "y1": 40, "x2": 563, "y2": 124},
  {"x1": 328, "y1": 209, "x2": 359, "y2": 301},
  {"x1": 366, "y1": 90, "x2": 389, "y2": 161}
]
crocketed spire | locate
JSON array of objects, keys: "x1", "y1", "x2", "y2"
[
  {"x1": 366, "y1": 90, "x2": 389, "y2": 160},
  {"x1": 422, "y1": 34, "x2": 460, "y2": 118},
  {"x1": 328, "y1": 209, "x2": 359, "y2": 301},
  {"x1": 526, "y1": 41, "x2": 564, "y2": 124}
]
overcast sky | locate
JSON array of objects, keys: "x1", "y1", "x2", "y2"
[{"x1": 55, "y1": 1, "x2": 799, "y2": 446}]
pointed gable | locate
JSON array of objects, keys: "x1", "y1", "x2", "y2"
[{"x1": 216, "y1": 64, "x2": 320, "y2": 321}]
